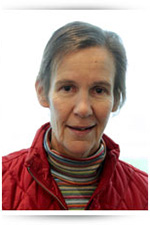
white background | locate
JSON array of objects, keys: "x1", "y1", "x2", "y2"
[{"x1": 0, "y1": 3, "x2": 150, "y2": 224}]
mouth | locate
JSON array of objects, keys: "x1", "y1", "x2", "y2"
[
  {"x1": 67, "y1": 125, "x2": 96, "y2": 130},
  {"x1": 67, "y1": 124, "x2": 96, "y2": 135}
]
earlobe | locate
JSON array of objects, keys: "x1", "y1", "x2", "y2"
[
  {"x1": 112, "y1": 97, "x2": 119, "y2": 112},
  {"x1": 35, "y1": 80, "x2": 49, "y2": 108},
  {"x1": 112, "y1": 103, "x2": 118, "y2": 112}
]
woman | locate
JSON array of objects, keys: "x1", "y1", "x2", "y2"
[{"x1": 2, "y1": 21, "x2": 148, "y2": 210}]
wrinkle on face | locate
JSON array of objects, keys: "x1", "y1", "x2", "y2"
[{"x1": 48, "y1": 47, "x2": 116, "y2": 158}]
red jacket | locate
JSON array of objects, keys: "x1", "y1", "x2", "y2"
[{"x1": 2, "y1": 123, "x2": 148, "y2": 210}]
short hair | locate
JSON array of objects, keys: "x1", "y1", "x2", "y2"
[{"x1": 37, "y1": 21, "x2": 127, "y2": 109}]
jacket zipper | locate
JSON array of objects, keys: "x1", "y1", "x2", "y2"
[{"x1": 27, "y1": 167, "x2": 67, "y2": 210}]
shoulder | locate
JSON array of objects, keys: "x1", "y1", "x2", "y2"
[
  {"x1": 103, "y1": 134, "x2": 148, "y2": 187},
  {"x1": 114, "y1": 159, "x2": 148, "y2": 209},
  {"x1": 2, "y1": 149, "x2": 30, "y2": 210},
  {"x1": 117, "y1": 159, "x2": 148, "y2": 184},
  {"x1": 2, "y1": 149, "x2": 29, "y2": 182},
  {"x1": 2, "y1": 149, "x2": 28, "y2": 169},
  {"x1": 102, "y1": 134, "x2": 148, "y2": 209},
  {"x1": 3, "y1": 148, "x2": 28, "y2": 161},
  {"x1": 2, "y1": 149, "x2": 29, "y2": 183}
]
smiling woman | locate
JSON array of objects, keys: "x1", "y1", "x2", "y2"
[
  {"x1": 2, "y1": 21, "x2": 148, "y2": 210},
  {"x1": 45, "y1": 47, "x2": 116, "y2": 159}
]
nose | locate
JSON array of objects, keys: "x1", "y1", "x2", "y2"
[{"x1": 73, "y1": 92, "x2": 93, "y2": 118}]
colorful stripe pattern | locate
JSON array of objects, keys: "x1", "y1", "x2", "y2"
[{"x1": 44, "y1": 128, "x2": 106, "y2": 210}]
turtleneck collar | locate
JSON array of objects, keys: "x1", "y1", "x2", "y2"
[{"x1": 44, "y1": 127, "x2": 106, "y2": 185}]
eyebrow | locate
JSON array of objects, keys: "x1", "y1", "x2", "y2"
[
  {"x1": 91, "y1": 81, "x2": 112, "y2": 89},
  {"x1": 55, "y1": 79, "x2": 112, "y2": 89},
  {"x1": 55, "y1": 79, "x2": 77, "y2": 87}
]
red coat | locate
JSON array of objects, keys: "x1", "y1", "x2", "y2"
[{"x1": 2, "y1": 123, "x2": 148, "y2": 210}]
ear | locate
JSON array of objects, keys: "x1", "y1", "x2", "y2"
[
  {"x1": 112, "y1": 103, "x2": 118, "y2": 112},
  {"x1": 35, "y1": 80, "x2": 49, "y2": 108},
  {"x1": 112, "y1": 96, "x2": 119, "y2": 112}
]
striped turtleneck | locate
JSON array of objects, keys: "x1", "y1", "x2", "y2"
[{"x1": 44, "y1": 127, "x2": 106, "y2": 210}]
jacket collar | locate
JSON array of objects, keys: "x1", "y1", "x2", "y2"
[
  {"x1": 25, "y1": 123, "x2": 51, "y2": 180},
  {"x1": 88, "y1": 134, "x2": 120, "y2": 202}
]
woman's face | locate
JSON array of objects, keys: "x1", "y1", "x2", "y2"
[{"x1": 48, "y1": 47, "x2": 116, "y2": 159}]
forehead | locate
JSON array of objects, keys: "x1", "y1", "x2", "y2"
[{"x1": 52, "y1": 47, "x2": 116, "y2": 84}]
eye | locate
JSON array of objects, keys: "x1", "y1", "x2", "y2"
[
  {"x1": 60, "y1": 85, "x2": 77, "y2": 94},
  {"x1": 95, "y1": 87, "x2": 104, "y2": 94},
  {"x1": 62, "y1": 85, "x2": 72, "y2": 92},
  {"x1": 92, "y1": 86, "x2": 106, "y2": 95}
]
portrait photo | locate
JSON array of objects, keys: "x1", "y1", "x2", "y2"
[{"x1": 1, "y1": 8, "x2": 149, "y2": 221}]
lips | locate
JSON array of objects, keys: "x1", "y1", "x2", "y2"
[
  {"x1": 67, "y1": 124, "x2": 96, "y2": 131},
  {"x1": 67, "y1": 124, "x2": 96, "y2": 134}
]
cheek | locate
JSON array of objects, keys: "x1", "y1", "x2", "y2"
[
  {"x1": 95, "y1": 100, "x2": 114, "y2": 123},
  {"x1": 50, "y1": 96, "x2": 69, "y2": 128},
  {"x1": 50, "y1": 97, "x2": 61, "y2": 119}
]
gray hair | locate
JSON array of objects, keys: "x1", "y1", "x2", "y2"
[{"x1": 37, "y1": 21, "x2": 127, "y2": 109}]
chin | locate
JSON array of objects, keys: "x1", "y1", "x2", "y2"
[
  {"x1": 68, "y1": 151, "x2": 89, "y2": 159},
  {"x1": 65, "y1": 143, "x2": 95, "y2": 159}
]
